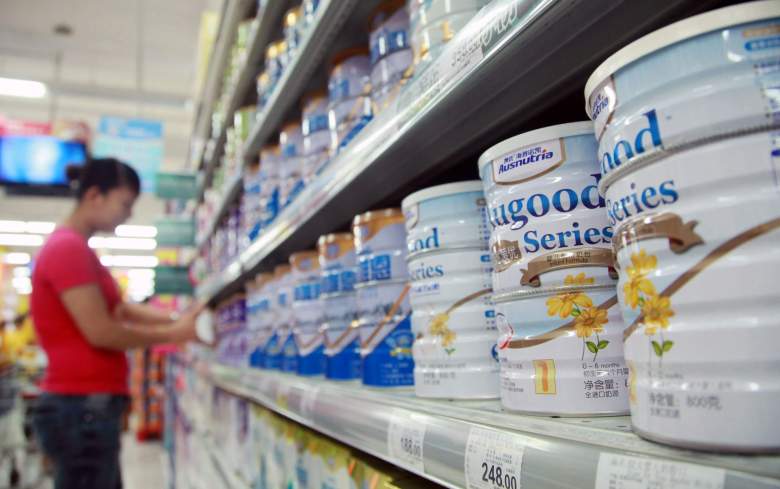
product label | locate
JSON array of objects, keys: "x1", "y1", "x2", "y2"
[
  {"x1": 594, "y1": 453, "x2": 725, "y2": 489},
  {"x1": 492, "y1": 139, "x2": 565, "y2": 185},
  {"x1": 387, "y1": 409, "x2": 426, "y2": 472},
  {"x1": 299, "y1": 387, "x2": 319, "y2": 423},
  {"x1": 589, "y1": 77, "x2": 616, "y2": 142},
  {"x1": 464, "y1": 426, "x2": 524, "y2": 489}
]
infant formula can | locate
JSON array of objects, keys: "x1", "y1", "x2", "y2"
[
  {"x1": 402, "y1": 182, "x2": 497, "y2": 398},
  {"x1": 320, "y1": 292, "x2": 361, "y2": 380},
  {"x1": 409, "y1": 0, "x2": 489, "y2": 27},
  {"x1": 249, "y1": 273, "x2": 273, "y2": 368},
  {"x1": 303, "y1": 0, "x2": 320, "y2": 26},
  {"x1": 328, "y1": 48, "x2": 373, "y2": 155},
  {"x1": 586, "y1": 4, "x2": 780, "y2": 450},
  {"x1": 290, "y1": 251, "x2": 325, "y2": 376},
  {"x1": 479, "y1": 123, "x2": 628, "y2": 415},
  {"x1": 279, "y1": 122, "x2": 305, "y2": 208},
  {"x1": 370, "y1": 0, "x2": 413, "y2": 113},
  {"x1": 478, "y1": 122, "x2": 617, "y2": 294},
  {"x1": 411, "y1": 11, "x2": 474, "y2": 66},
  {"x1": 354, "y1": 209, "x2": 408, "y2": 283},
  {"x1": 259, "y1": 145, "x2": 281, "y2": 227},
  {"x1": 302, "y1": 91, "x2": 331, "y2": 181},
  {"x1": 356, "y1": 280, "x2": 414, "y2": 387},
  {"x1": 353, "y1": 209, "x2": 414, "y2": 386},
  {"x1": 318, "y1": 233, "x2": 357, "y2": 294},
  {"x1": 284, "y1": 6, "x2": 303, "y2": 54},
  {"x1": 265, "y1": 264, "x2": 292, "y2": 370}
]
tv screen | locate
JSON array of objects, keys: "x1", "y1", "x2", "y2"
[{"x1": 0, "y1": 135, "x2": 88, "y2": 186}]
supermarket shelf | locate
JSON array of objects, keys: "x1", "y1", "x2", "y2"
[
  {"x1": 196, "y1": 258, "x2": 242, "y2": 301},
  {"x1": 195, "y1": 170, "x2": 244, "y2": 250},
  {"x1": 202, "y1": 0, "x2": 290, "y2": 189},
  {"x1": 190, "y1": 0, "x2": 254, "y2": 169},
  {"x1": 208, "y1": 364, "x2": 780, "y2": 489},
  {"x1": 242, "y1": 0, "x2": 363, "y2": 156}
]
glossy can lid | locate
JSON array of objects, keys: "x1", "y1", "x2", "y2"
[{"x1": 402, "y1": 181, "x2": 483, "y2": 210}]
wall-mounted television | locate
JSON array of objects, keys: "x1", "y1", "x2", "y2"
[{"x1": 0, "y1": 135, "x2": 88, "y2": 187}]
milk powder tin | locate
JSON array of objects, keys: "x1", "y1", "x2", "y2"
[
  {"x1": 356, "y1": 280, "x2": 414, "y2": 387},
  {"x1": 265, "y1": 264, "x2": 293, "y2": 370},
  {"x1": 369, "y1": 0, "x2": 409, "y2": 65},
  {"x1": 585, "y1": 1, "x2": 780, "y2": 186},
  {"x1": 284, "y1": 6, "x2": 303, "y2": 54},
  {"x1": 259, "y1": 145, "x2": 281, "y2": 227},
  {"x1": 328, "y1": 48, "x2": 371, "y2": 102},
  {"x1": 279, "y1": 122, "x2": 305, "y2": 207},
  {"x1": 266, "y1": 40, "x2": 288, "y2": 80},
  {"x1": 478, "y1": 122, "x2": 617, "y2": 294},
  {"x1": 370, "y1": 50, "x2": 414, "y2": 97},
  {"x1": 290, "y1": 251, "x2": 325, "y2": 376},
  {"x1": 494, "y1": 284, "x2": 629, "y2": 415},
  {"x1": 318, "y1": 233, "x2": 357, "y2": 294},
  {"x1": 320, "y1": 292, "x2": 361, "y2": 380},
  {"x1": 328, "y1": 96, "x2": 373, "y2": 155},
  {"x1": 411, "y1": 12, "x2": 474, "y2": 65},
  {"x1": 599, "y1": 129, "x2": 780, "y2": 450},
  {"x1": 407, "y1": 249, "x2": 498, "y2": 398},
  {"x1": 402, "y1": 181, "x2": 490, "y2": 253},
  {"x1": 303, "y1": 92, "x2": 330, "y2": 150},
  {"x1": 249, "y1": 273, "x2": 274, "y2": 368},
  {"x1": 353, "y1": 208, "x2": 408, "y2": 283}
]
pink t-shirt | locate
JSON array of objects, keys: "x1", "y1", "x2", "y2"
[{"x1": 31, "y1": 227, "x2": 128, "y2": 394}]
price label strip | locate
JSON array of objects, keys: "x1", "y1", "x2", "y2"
[
  {"x1": 387, "y1": 409, "x2": 427, "y2": 472},
  {"x1": 595, "y1": 453, "x2": 726, "y2": 489},
  {"x1": 299, "y1": 387, "x2": 320, "y2": 424},
  {"x1": 464, "y1": 426, "x2": 525, "y2": 489}
]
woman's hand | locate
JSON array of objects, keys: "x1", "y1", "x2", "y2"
[{"x1": 169, "y1": 302, "x2": 206, "y2": 344}]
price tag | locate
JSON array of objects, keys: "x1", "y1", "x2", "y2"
[
  {"x1": 387, "y1": 410, "x2": 427, "y2": 472},
  {"x1": 276, "y1": 383, "x2": 291, "y2": 409},
  {"x1": 464, "y1": 426, "x2": 524, "y2": 489},
  {"x1": 595, "y1": 453, "x2": 725, "y2": 489},
  {"x1": 299, "y1": 387, "x2": 319, "y2": 423}
]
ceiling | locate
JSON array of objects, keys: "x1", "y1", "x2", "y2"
[{"x1": 0, "y1": 0, "x2": 223, "y2": 224}]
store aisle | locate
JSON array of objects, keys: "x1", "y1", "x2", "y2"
[{"x1": 120, "y1": 433, "x2": 166, "y2": 489}]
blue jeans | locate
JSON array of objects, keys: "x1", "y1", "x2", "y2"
[{"x1": 32, "y1": 393, "x2": 128, "y2": 489}]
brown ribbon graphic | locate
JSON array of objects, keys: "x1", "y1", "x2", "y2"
[
  {"x1": 294, "y1": 330, "x2": 323, "y2": 351},
  {"x1": 520, "y1": 248, "x2": 616, "y2": 287},
  {"x1": 425, "y1": 288, "x2": 492, "y2": 332},
  {"x1": 323, "y1": 320, "x2": 359, "y2": 350},
  {"x1": 507, "y1": 295, "x2": 618, "y2": 349},
  {"x1": 492, "y1": 239, "x2": 523, "y2": 273},
  {"x1": 612, "y1": 212, "x2": 703, "y2": 264},
  {"x1": 623, "y1": 216, "x2": 780, "y2": 341},
  {"x1": 360, "y1": 284, "x2": 411, "y2": 349}
]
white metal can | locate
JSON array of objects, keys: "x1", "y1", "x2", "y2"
[
  {"x1": 585, "y1": 1, "x2": 780, "y2": 184},
  {"x1": 478, "y1": 122, "x2": 617, "y2": 294},
  {"x1": 356, "y1": 280, "x2": 415, "y2": 387},
  {"x1": 407, "y1": 249, "x2": 498, "y2": 398},
  {"x1": 353, "y1": 208, "x2": 409, "y2": 283},
  {"x1": 409, "y1": 0, "x2": 489, "y2": 27},
  {"x1": 599, "y1": 129, "x2": 780, "y2": 451},
  {"x1": 320, "y1": 292, "x2": 361, "y2": 381},
  {"x1": 402, "y1": 181, "x2": 490, "y2": 253},
  {"x1": 494, "y1": 285, "x2": 629, "y2": 416},
  {"x1": 318, "y1": 232, "x2": 357, "y2": 294},
  {"x1": 290, "y1": 251, "x2": 325, "y2": 376}
]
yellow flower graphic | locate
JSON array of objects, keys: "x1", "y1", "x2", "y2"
[
  {"x1": 623, "y1": 250, "x2": 658, "y2": 308},
  {"x1": 442, "y1": 330, "x2": 456, "y2": 348},
  {"x1": 564, "y1": 272, "x2": 595, "y2": 287},
  {"x1": 641, "y1": 294, "x2": 674, "y2": 336},
  {"x1": 546, "y1": 291, "x2": 593, "y2": 319},
  {"x1": 428, "y1": 313, "x2": 449, "y2": 335},
  {"x1": 573, "y1": 307, "x2": 608, "y2": 338},
  {"x1": 627, "y1": 361, "x2": 637, "y2": 404}
]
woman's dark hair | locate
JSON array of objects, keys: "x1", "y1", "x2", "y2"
[{"x1": 65, "y1": 157, "x2": 141, "y2": 200}]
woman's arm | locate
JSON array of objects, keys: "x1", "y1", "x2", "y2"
[
  {"x1": 115, "y1": 302, "x2": 178, "y2": 326},
  {"x1": 61, "y1": 284, "x2": 201, "y2": 350}
]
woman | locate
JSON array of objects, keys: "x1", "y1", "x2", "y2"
[{"x1": 30, "y1": 158, "x2": 200, "y2": 489}]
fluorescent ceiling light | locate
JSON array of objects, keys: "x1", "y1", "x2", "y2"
[
  {"x1": 115, "y1": 225, "x2": 157, "y2": 238},
  {"x1": 0, "y1": 77, "x2": 47, "y2": 98},
  {"x1": 0, "y1": 234, "x2": 44, "y2": 247},
  {"x1": 3, "y1": 252, "x2": 31, "y2": 265},
  {"x1": 26, "y1": 221, "x2": 56, "y2": 234},
  {"x1": 13, "y1": 267, "x2": 31, "y2": 278},
  {"x1": 0, "y1": 221, "x2": 27, "y2": 233},
  {"x1": 126, "y1": 268, "x2": 156, "y2": 279},
  {"x1": 89, "y1": 237, "x2": 157, "y2": 250},
  {"x1": 100, "y1": 255, "x2": 158, "y2": 268}
]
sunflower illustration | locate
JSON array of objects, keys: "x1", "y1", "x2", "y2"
[
  {"x1": 641, "y1": 295, "x2": 674, "y2": 336},
  {"x1": 574, "y1": 307, "x2": 608, "y2": 338},
  {"x1": 546, "y1": 291, "x2": 593, "y2": 319},
  {"x1": 546, "y1": 274, "x2": 609, "y2": 360},
  {"x1": 564, "y1": 272, "x2": 595, "y2": 287},
  {"x1": 427, "y1": 312, "x2": 457, "y2": 355},
  {"x1": 623, "y1": 250, "x2": 657, "y2": 308}
]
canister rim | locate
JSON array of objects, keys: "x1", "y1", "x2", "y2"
[
  {"x1": 352, "y1": 207, "x2": 403, "y2": 226},
  {"x1": 401, "y1": 180, "x2": 484, "y2": 209},
  {"x1": 477, "y1": 121, "x2": 593, "y2": 174},
  {"x1": 584, "y1": 0, "x2": 780, "y2": 114},
  {"x1": 492, "y1": 283, "x2": 615, "y2": 303}
]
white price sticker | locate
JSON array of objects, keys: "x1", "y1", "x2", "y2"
[
  {"x1": 464, "y1": 427, "x2": 524, "y2": 489},
  {"x1": 299, "y1": 387, "x2": 319, "y2": 423},
  {"x1": 595, "y1": 453, "x2": 725, "y2": 489},
  {"x1": 387, "y1": 410, "x2": 427, "y2": 472}
]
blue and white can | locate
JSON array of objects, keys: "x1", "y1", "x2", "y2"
[
  {"x1": 279, "y1": 122, "x2": 305, "y2": 208},
  {"x1": 403, "y1": 181, "x2": 498, "y2": 398},
  {"x1": 259, "y1": 145, "x2": 281, "y2": 227},
  {"x1": 586, "y1": 1, "x2": 780, "y2": 452},
  {"x1": 328, "y1": 48, "x2": 372, "y2": 155},
  {"x1": 290, "y1": 250, "x2": 325, "y2": 376},
  {"x1": 479, "y1": 123, "x2": 628, "y2": 415},
  {"x1": 408, "y1": 0, "x2": 490, "y2": 27},
  {"x1": 302, "y1": 92, "x2": 331, "y2": 182},
  {"x1": 354, "y1": 208, "x2": 408, "y2": 283},
  {"x1": 356, "y1": 280, "x2": 414, "y2": 387},
  {"x1": 478, "y1": 122, "x2": 617, "y2": 294},
  {"x1": 265, "y1": 264, "x2": 293, "y2": 370},
  {"x1": 370, "y1": 1, "x2": 413, "y2": 113},
  {"x1": 318, "y1": 233, "x2": 357, "y2": 294},
  {"x1": 321, "y1": 292, "x2": 361, "y2": 380}
]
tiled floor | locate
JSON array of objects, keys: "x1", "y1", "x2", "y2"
[{"x1": 120, "y1": 433, "x2": 167, "y2": 489}]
